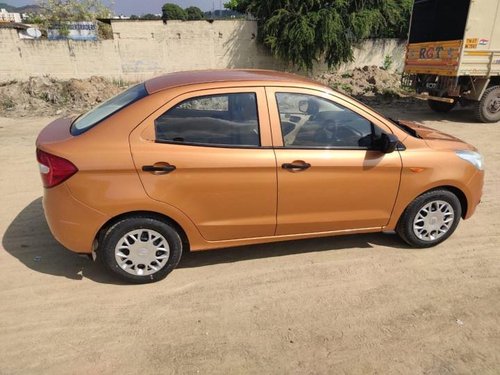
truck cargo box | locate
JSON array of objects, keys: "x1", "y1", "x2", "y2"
[{"x1": 405, "y1": 0, "x2": 500, "y2": 77}]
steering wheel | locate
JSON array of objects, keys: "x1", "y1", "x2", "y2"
[{"x1": 324, "y1": 120, "x2": 363, "y2": 144}]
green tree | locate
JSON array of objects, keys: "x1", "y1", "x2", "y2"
[
  {"x1": 225, "y1": 0, "x2": 412, "y2": 70},
  {"x1": 185, "y1": 6, "x2": 204, "y2": 20},
  {"x1": 37, "y1": 0, "x2": 112, "y2": 38},
  {"x1": 39, "y1": 0, "x2": 112, "y2": 24},
  {"x1": 223, "y1": 0, "x2": 247, "y2": 14},
  {"x1": 161, "y1": 3, "x2": 187, "y2": 21},
  {"x1": 141, "y1": 13, "x2": 162, "y2": 20}
]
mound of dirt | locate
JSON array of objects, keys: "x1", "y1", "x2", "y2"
[
  {"x1": 0, "y1": 67, "x2": 415, "y2": 118},
  {"x1": 0, "y1": 76, "x2": 130, "y2": 117},
  {"x1": 316, "y1": 65, "x2": 407, "y2": 98}
]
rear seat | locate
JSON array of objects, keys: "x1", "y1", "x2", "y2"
[{"x1": 156, "y1": 116, "x2": 259, "y2": 146}]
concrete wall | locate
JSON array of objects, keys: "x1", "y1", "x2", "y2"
[
  {"x1": 0, "y1": 20, "x2": 405, "y2": 82},
  {"x1": 0, "y1": 20, "x2": 282, "y2": 81},
  {"x1": 339, "y1": 38, "x2": 406, "y2": 73}
]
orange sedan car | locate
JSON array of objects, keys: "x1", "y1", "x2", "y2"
[{"x1": 36, "y1": 70, "x2": 484, "y2": 283}]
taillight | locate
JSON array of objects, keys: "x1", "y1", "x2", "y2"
[{"x1": 36, "y1": 149, "x2": 78, "y2": 188}]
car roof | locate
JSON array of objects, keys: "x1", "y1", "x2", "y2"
[{"x1": 144, "y1": 69, "x2": 327, "y2": 94}]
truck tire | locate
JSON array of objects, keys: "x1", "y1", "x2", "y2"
[
  {"x1": 428, "y1": 99, "x2": 456, "y2": 113},
  {"x1": 475, "y1": 85, "x2": 500, "y2": 123}
]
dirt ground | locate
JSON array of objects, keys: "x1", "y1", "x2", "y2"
[{"x1": 0, "y1": 102, "x2": 499, "y2": 374}]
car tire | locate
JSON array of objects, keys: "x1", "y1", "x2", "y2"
[
  {"x1": 428, "y1": 99, "x2": 456, "y2": 113},
  {"x1": 98, "y1": 216, "x2": 183, "y2": 283},
  {"x1": 475, "y1": 85, "x2": 500, "y2": 123},
  {"x1": 396, "y1": 190, "x2": 462, "y2": 248}
]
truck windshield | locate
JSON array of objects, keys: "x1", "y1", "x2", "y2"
[
  {"x1": 409, "y1": 0, "x2": 470, "y2": 43},
  {"x1": 71, "y1": 83, "x2": 148, "y2": 135}
]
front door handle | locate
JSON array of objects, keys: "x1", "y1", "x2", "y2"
[
  {"x1": 282, "y1": 162, "x2": 311, "y2": 171},
  {"x1": 142, "y1": 164, "x2": 176, "y2": 173}
]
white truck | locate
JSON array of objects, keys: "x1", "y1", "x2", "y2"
[{"x1": 403, "y1": 0, "x2": 500, "y2": 122}]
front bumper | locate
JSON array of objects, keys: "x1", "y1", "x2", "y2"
[{"x1": 463, "y1": 170, "x2": 484, "y2": 219}]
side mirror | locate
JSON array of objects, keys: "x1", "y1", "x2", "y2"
[{"x1": 380, "y1": 133, "x2": 399, "y2": 153}]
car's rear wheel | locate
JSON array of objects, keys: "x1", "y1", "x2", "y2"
[
  {"x1": 98, "y1": 216, "x2": 183, "y2": 283},
  {"x1": 397, "y1": 190, "x2": 462, "y2": 248}
]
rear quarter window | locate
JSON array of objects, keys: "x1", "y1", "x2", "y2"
[{"x1": 71, "y1": 83, "x2": 148, "y2": 135}]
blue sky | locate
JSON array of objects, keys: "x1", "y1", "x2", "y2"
[{"x1": 5, "y1": 0, "x2": 223, "y2": 15}]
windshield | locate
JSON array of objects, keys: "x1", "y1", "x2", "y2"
[{"x1": 71, "y1": 83, "x2": 148, "y2": 135}]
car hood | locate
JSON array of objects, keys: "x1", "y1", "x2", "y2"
[{"x1": 396, "y1": 120, "x2": 477, "y2": 151}]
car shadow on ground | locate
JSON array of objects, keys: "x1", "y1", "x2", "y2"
[
  {"x1": 178, "y1": 232, "x2": 407, "y2": 269},
  {"x1": 2, "y1": 198, "x2": 125, "y2": 285},
  {"x1": 3, "y1": 197, "x2": 409, "y2": 284}
]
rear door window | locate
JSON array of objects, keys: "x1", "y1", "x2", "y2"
[{"x1": 155, "y1": 93, "x2": 260, "y2": 147}]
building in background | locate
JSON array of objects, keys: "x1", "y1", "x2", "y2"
[{"x1": 0, "y1": 8, "x2": 22, "y2": 23}]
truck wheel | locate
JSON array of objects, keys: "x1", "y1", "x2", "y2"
[
  {"x1": 475, "y1": 85, "x2": 500, "y2": 123},
  {"x1": 428, "y1": 99, "x2": 456, "y2": 113}
]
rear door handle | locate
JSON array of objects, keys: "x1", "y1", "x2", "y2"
[
  {"x1": 142, "y1": 164, "x2": 176, "y2": 173},
  {"x1": 282, "y1": 162, "x2": 311, "y2": 171}
]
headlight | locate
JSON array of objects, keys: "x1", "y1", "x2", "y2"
[{"x1": 455, "y1": 150, "x2": 484, "y2": 171}]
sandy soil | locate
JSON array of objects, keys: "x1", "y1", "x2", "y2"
[{"x1": 0, "y1": 103, "x2": 499, "y2": 374}]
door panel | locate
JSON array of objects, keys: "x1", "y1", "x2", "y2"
[
  {"x1": 130, "y1": 87, "x2": 277, "y2": 241},
  {"x1": 275, "y1": 149, "x2": 401, "y2": 234},
  {"x1": 266, "y1": 87, "x2": 402, "y2": 235}
]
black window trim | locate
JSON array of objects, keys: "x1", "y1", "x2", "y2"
[
  {"x1": 271, "y1": 144, "x2": 406, "y2": 151},
  {"x1": 154, "y1": 91, "x2": 262, "y2": 149},
  {"x1": 273, "y1": 145, "x2": 371, "y2": 151},
  {"x1": 152, "y1": 141, "x2": 407, "y2": 152},
  {"x1": 154, "y1": 139, "x2": 268, "y2": 149}
]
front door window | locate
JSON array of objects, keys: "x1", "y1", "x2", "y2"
[{"x1": 275, "y1": 93, "x2": 382, "y2": 149}]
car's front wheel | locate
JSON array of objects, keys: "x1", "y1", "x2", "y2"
[
  {"x1": 397, "y1": 190, "x2": 462, "y2": 248},
  {"x1": 98, "y1": 216, "x2": 183, "y2": 283}
]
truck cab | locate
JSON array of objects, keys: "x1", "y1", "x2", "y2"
[{"x1": 403, "y1": 0, "x2": 500, "y2": 122}]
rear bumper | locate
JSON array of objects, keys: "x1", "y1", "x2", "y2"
[{"x1": 43, "y1": 183, "x2": 108, "y2": 253}]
